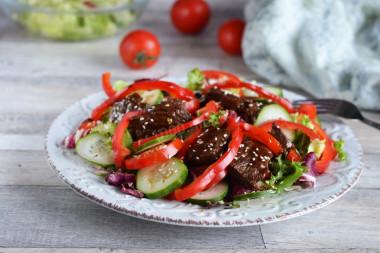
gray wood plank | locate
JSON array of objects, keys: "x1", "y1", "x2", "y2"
[
  {"x1": 261, "y1": 188, "x2": 380, "y2": 249},
  {"x1": 0, "y1": 186, "x2": 378, "y2": 249},
  {"x1": 0, "y1": 0, "x2": 379, "y2": 250},
  {"x1": 0, "y1": 186, "x2": 264, "y2": 249},
  {"x1": 0, "y1": 150, "x2": 63, "y2": 186},
  {"x1": 1, "y1": 248, "x2": 379, "y2": 253}
]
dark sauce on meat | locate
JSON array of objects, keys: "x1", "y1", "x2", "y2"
[{"x1": 128, "y1": 97, "x2": 192, "y2": 140}]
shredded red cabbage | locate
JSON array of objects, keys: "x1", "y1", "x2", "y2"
[
  {"x1": 106, "y1": 172, "x2": 135, "y2": 187},
  {"x1": 188, "y1": 168, "x2": 201, "y2": 179},
  {"x1": 105, "y1": 171, "x2": 144, "y2": 198},
  {"x1": 121, "y1": 185, "x2": 144, "y2": 199},
  {"x1": 134, "y1": 73, "x2": 168, "y2": 83},
  {"x1": 298, "y1": 152, "x2": 318, "y2": 187},
  {"x1": 227, "y1": 110, "x2": 245, "y2": 123},
  {"x1": 62, "y1": 129, "x2": 91, "y2": 149},
  {"x1": 230, "y1": 179, "x2": 252, "y2": 197}
]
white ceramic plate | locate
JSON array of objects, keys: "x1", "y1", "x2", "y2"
[{"x1": 45, "y1": 77, "x2": 362, "y2": 227}]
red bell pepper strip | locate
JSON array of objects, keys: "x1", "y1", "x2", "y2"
[
  {"x1": 312, "y1": 122, "x2": 333, "y2": 172},
  {"x1": 125, "y1": 138, "x2": 183, "y2": 170},
  {"x1": 239, "y1": 123, "x2": 283, "y2": 156},
  {"x1": 176, "y1": 127, "x2": 203, "y2": 161},
  {"x1": 174, "y1": 118, "x2": 242, "y2": 201},
  {"x1": 183, "y1": 99, "x2": 200, "y2": 115},
  {"x1": 297, "y1": 103, "x2": 317, "y2": 120},
  {"x1": 203, "y1": 81, "x2": 295, "y2": 114},
  {"x1": 202, "y1": 70, "x2": 240, "y2": 83},
  {"x1": 112, "y1": 111, "x2": 144, "y2": 169},
  {"x1": 133, "y1": 101, "x2": 218, "y2": 150},
  {"x1": 91, "y1": 80, "x2": 195, "y2": 121},
  {"x1": 240, "y1": 122, "x2": 302, "y2": 162},
  {"x1": 259, "y1": 120, "x2": 320, "y2": 141},
  {"x1": 288, "y1": 149, "x2": 302, "y2": 162},
  {"x1": 78, "y1": 118, "x2": 97, "y2": 131},
  {"x1": 102, "y1": 72, "x2": 117, "y2": 97}
]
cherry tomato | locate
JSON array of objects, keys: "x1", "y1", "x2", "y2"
[
  {"x1": 170, "y1": 0, "x2": 210, "y2": 34},
  {"x1": 218, "y1": 19, "x2": 245, "y2": 55},
  {"x1": 297, "y1": 103, "x2": 317, "y2": 120},
  {"x1": 119, "y1": 30, "x2": 161, "y2": 69}
]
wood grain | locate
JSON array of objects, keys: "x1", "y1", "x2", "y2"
[
  {"x1": 0, "y1": 0, "x2": 380, "y2": 250},
  {"x1": 1, "y1": 248, "x2": 378, "y2": 253},
  {"x1": 0, "y1": 186, "x2": 264, "y2": 249},
  {"x1": 0, "y1": 186, "x2": 378, "y2": 249}
]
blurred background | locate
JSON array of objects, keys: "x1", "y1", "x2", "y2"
[{"x1": 0, "y1": 0, "x2": 253, "y2": 105}]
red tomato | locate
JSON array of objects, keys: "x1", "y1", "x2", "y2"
[
  {"x1": 218, "y1": 19, "x2": 245, "y2": 55},
  {"x1": 170, "y1": 0, "x2": 210, "y2": 34},
  {"x1": 297, "y1": 103, "x2": 317, "y2": 120},
  {"x1": 119, "y1": 30, "x2": 161, "y2": 69}
]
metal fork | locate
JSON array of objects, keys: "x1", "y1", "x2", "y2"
[{"x1": 292, "y1": 98, "x2": 380, "y2": 130}]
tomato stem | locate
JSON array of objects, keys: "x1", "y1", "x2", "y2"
[{"x1": 134, "y1": 51, "x2": 159, "y2": 68}]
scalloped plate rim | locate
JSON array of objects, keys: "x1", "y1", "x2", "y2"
[{"x1": 44, "y1": 78, "x2": 363, "y2": 227}]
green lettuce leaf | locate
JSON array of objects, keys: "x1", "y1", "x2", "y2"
[
  {"x1": 334, "y1": 138, "x2": 348, "y2": 162},
  {"x1": 186, "y1": 68, "x2": 206, "y2": 91}
]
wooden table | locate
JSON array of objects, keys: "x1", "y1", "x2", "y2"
[{"x1": 1, "y1": 0, "x2": 380, "y2": 252}]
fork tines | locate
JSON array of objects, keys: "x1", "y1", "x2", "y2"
[{"x1": 292, "y1": 99, "x2": 339, "y2": 114}]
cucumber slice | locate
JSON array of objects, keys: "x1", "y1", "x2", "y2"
[
  {"x1": 122, "y1": 129, "x2": 133, "y2": 150},
  {"x1": 243, "y1": 86, "x2": 283, "y2": 97},
  {"x1": 228, "y1": 88, "x2": 241, "y2": 95},
  {"x1": 254, "y1": 104, "x2": 295, "y2": 141},
  {"x1": 134, "y1": 134, "x2": 176, "y2": 154},
  {"x1": 135, "y1": 89, "x2": 163, "y2": 106},
  {"x1": 262, "y1": 86, "x2": 283, "y2": 97},
  {"x1": 136, "y1": 157, "x2": 188, "y2": 199},
  {"x1": 233, "y1": 190, "x2": 276, "y2": 201},
  {"x1": 75, "y1": 133, "x2": 114, "y2": 167},
  {"x1": 187, "y1": 181, "x2": 229, "y2": 205}
]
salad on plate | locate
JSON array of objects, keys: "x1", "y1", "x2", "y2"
[{"x1": 62, "y1": 68, "x2": 347, "y2": 207}]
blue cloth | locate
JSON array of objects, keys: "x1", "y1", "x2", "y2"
[{"x1": 243, "y1": 0, "x2": 380, "y2": 110}]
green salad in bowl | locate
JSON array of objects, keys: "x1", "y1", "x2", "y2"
[{"x1": 0, "y1": 0, "x2": 148, "y2": 41}]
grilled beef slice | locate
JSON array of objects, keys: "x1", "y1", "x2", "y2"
[
  {"x1": 109, "y1": 93, "x2": 148, "y2": 124},
  {"x1": 205, "y1": 87, "x2": 244, "y2": 111},
  {"x1": 204, "y1": 87, "x2": 264, "y2": 124},
  {"x1": 269, "y1": 122, "x2": 299, "y2": 157},
  {"x1": 227, "y1": 136, "x2": 273, "y2": 190},
  {"x1": 128, "y1": 97, "x2": 192, "y2": 140},
  {"x1": 185, "y1": 126, "x2": 231, "y2": 167},
  {"x1": 238, "y1": 97, "x2": 265, "y2": 124}
]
